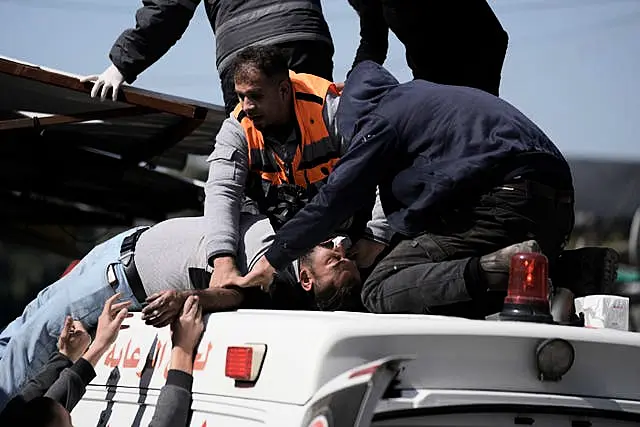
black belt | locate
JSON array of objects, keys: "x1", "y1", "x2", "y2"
[
  {"x1": 503, "y1": 177, "x2": 574, "y2": 204},
  {"x1": 120, "y1": 227, "x2": 149, "y2": 304}
]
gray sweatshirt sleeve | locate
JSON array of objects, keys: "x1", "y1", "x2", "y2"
[
  {"x1": 148, "y1": 370, "x2": 193, "y2": 427},
  {"x1": 323, "y1": 92, "x2": 394, "y2": 245},
  {"x1": 204, "y1": 117, "x2": 250, "y2": 263},
  {"x1": 363, "y1": 186, "x2": 394, "y2": 244}
]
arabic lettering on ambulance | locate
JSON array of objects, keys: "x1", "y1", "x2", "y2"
[{"x1": 103, "y1": 339, "x2": 213, "y2": 378}]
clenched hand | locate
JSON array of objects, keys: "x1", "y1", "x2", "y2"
[
  {"x1": 58, "y1": 316, "x2": 91, "y2": 362},
  {"x1": 142, "y1": 290, "x2": 186, "y2": 328},
  {"x1": 209, "y1": 256, "x2": 243, "y2": 289},
  {"x1": 171, "y1": 295, "x2": 204, "y2": 353}
]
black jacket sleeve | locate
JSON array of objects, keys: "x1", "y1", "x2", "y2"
[
  {"x1": 109, "y1": 0, "x2": 201, "y2": 83},
  {"x1": 0, "y1": 352, "x2": 73, "y2": 421},
  {"x1": 149, "y1": 370, "x2": 194, "y2": 427},
  {"x1": 265, "y1": 115, "x2": 399, "y2": 269},
  {"x1": 348, "y1": 0, "x2": 389, "y2": 72},
  {"x1": 15, "y1": 352, "x2": 73, "y2": 402},
  {"x1": 44, "y1": 358, "x2": 96, "y2": 412}
]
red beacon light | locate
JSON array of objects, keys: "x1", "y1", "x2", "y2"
[{"x1": 491, "y1": 252, "x2": 555, "y2": 324}]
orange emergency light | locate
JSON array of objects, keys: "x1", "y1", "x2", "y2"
[{"x1": 489, "y1": 252, "x2": 555, "y2": 323}]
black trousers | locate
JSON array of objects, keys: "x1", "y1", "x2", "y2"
[
  {"x1": 219, "y1": 40, "x2": 335, "y2": 115},
  {"x1": 362, "y1": 176, "x2": 575, "y2": 319},
  {"x1": 380, "y1": 0, "x2": 508, "y2": 96}
]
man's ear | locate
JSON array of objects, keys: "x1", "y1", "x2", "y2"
[
  {"x1": 299, "y1": 268, "x2": 314, "y2": 292},
  {"x1": 279, "y1": 79, "x2": 291, "y2": 102}
]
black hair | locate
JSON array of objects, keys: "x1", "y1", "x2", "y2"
[
  {"x1": 4, "y1": 397, "x2": 67, "y2": 427},
  {"x1": 299, "y1": 247, "x2": 317, "y2": 270},
  {"x1": 232, "y1": 45, "x2": 289, "y2": 84}
]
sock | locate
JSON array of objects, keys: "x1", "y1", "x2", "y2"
[
  {"x1": 466, "y1": 256, "x2": 510, "y2": 293},
  {"x1": 464, "y1": 257, "x2": 487, "y2": 299}
]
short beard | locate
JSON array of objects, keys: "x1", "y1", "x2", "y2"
[{"x1": 313, "y1": 279, "x2": 364, "y2": 312}]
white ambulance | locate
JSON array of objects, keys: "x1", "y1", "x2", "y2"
[{"x1": 71, "y1": 253, "x2": 640, "y2": 427}]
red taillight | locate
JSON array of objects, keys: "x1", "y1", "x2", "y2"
[
  {"x1": 504, "y1": 253, "x2": 549, "y2": 306},
  {"x1": 225, "y1": 346, "x2": 253, "y2": 381},
  {"x1": 224, "y1": 344, "x2": 267, "y2": 382}
]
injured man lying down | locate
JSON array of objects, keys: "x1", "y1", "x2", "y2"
[{"x1": 0, "y1": 213, "x2": 365, "y2": 410}]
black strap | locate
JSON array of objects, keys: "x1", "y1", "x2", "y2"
[
  {"x1": 120, "y1": 228, "x2": 147, "y2": 261},
  {"x1": 120, "y1": 228, "x2": 149, "y2": 304},
  {"x1": 295, "y1": 91, "x2": 324, "y2": 105}
]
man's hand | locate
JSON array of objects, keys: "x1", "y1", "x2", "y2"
[
  {"x1": 58, "y1": 316, "x2": 91, "y2": 362},
  {"x1": 171, "y1": 296, "x2": 204, "y2": 354},
  {"x1": 79, "y1": 64, "x2": 125, "y2": 102},
  {"x1": 335, "y1": 81, "x2": 345, "y2": 92},
  {"x1": 349, "y1": 238, "x2": 387, "y2": 269},
  {"x1": 83, "y1": 292, "x2": 131, "y2": 366},
  {"x1": 94, "y1": 293, "x2": 131, "y2": 350},
  {"x1": 142, "y1": 290, "x2": 186, "y2": 328},
  {"x1": 209, "y1": 256, "x2": 242, "y2": 289},
  {"x1": 228, "y1": 256, "x2": 276, "y2": 292}
]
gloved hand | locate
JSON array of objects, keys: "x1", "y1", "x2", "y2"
[{"x1": 79, "y1": 63, "x2": 126, "y2": 102}]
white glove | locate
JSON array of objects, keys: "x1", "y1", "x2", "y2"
[{"x1": 79, "y1": 64, "x2": 126, "y2": 102}]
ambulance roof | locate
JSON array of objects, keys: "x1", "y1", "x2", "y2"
[{"x1": 91, "y1": 310, "x2": 640, "y2": 407}]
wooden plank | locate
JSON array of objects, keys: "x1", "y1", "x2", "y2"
[{"x1": 0, "y1": 57, "x2": 212, "y2": 119}]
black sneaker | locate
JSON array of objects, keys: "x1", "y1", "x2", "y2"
[{"x1": 553, "y1": 247, "x2": 619, "y2": 297}]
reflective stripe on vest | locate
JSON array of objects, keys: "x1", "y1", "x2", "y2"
[{"x1": 233, "y1": 70, "x2": 340, "y2": 189}]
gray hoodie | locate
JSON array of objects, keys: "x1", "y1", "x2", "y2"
[{"x1": 204, "y1": 91, "x2": 393, "y2": 263}]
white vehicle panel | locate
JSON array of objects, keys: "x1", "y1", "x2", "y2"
[{"x1": 71, "y1": 310, "x2": 640, "y2": 426}]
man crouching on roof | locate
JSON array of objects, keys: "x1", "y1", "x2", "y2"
[
  {"x1": 230, "y1": 61, "x2": 619, "y2": 320},
  {"x1": 0, "y1": 214, "x2": 363, "y2": 411}
]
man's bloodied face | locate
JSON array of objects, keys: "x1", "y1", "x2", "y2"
[
  {"x1": 300, "y1": 238, "x2": 363, "y2": 311},
  {"x1": 235, "y1": 68, "x2": 292, "y2": 131}
]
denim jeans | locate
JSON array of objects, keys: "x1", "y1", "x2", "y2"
[
  {"x1": 361, "y1": 178, "x2": 575, "y2": 318},
  {"x1": 0, "y1": 227, "x2": 144, "y2": 410}
]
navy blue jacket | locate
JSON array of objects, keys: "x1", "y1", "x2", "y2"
[{"x1": 265, "y1": 61, "x2": 570, "y2": 270}]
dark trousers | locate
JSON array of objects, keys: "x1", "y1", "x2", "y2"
[
  {"x1": 362, "y1": 177, "x2": 575, "y2": 319},
  {"x1": 380, "y1": 0, "x2": 508, "y2": 96},
  {"x1": 220, "y1": 40, "x2": 335, "y2": 115}
]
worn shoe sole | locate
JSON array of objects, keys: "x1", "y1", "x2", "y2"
[
  {"x1": 480, "y1": 240, "x2": 542, "y2": 273},
  {"x1": 554, "y1": 247, "x2": 620, "y2": 297}
]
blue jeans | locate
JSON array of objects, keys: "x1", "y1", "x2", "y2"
[{"x1": 0, "y1": 227, "x2": 144, "y2": 410}]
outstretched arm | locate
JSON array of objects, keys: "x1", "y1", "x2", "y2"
[
  {"x1": 348, "y1": 0, "x2": 389, "y2": 71},
  {"x1": 109, "y1": 0, "x2": 201, "y2": 83},
  {"x1": 236, "y1": 116, "x2": 399, "y2": 288}
]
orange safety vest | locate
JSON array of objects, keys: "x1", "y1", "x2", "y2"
[{"x1": 233, "y1": 71, "x2": 341, "y2": 227}]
